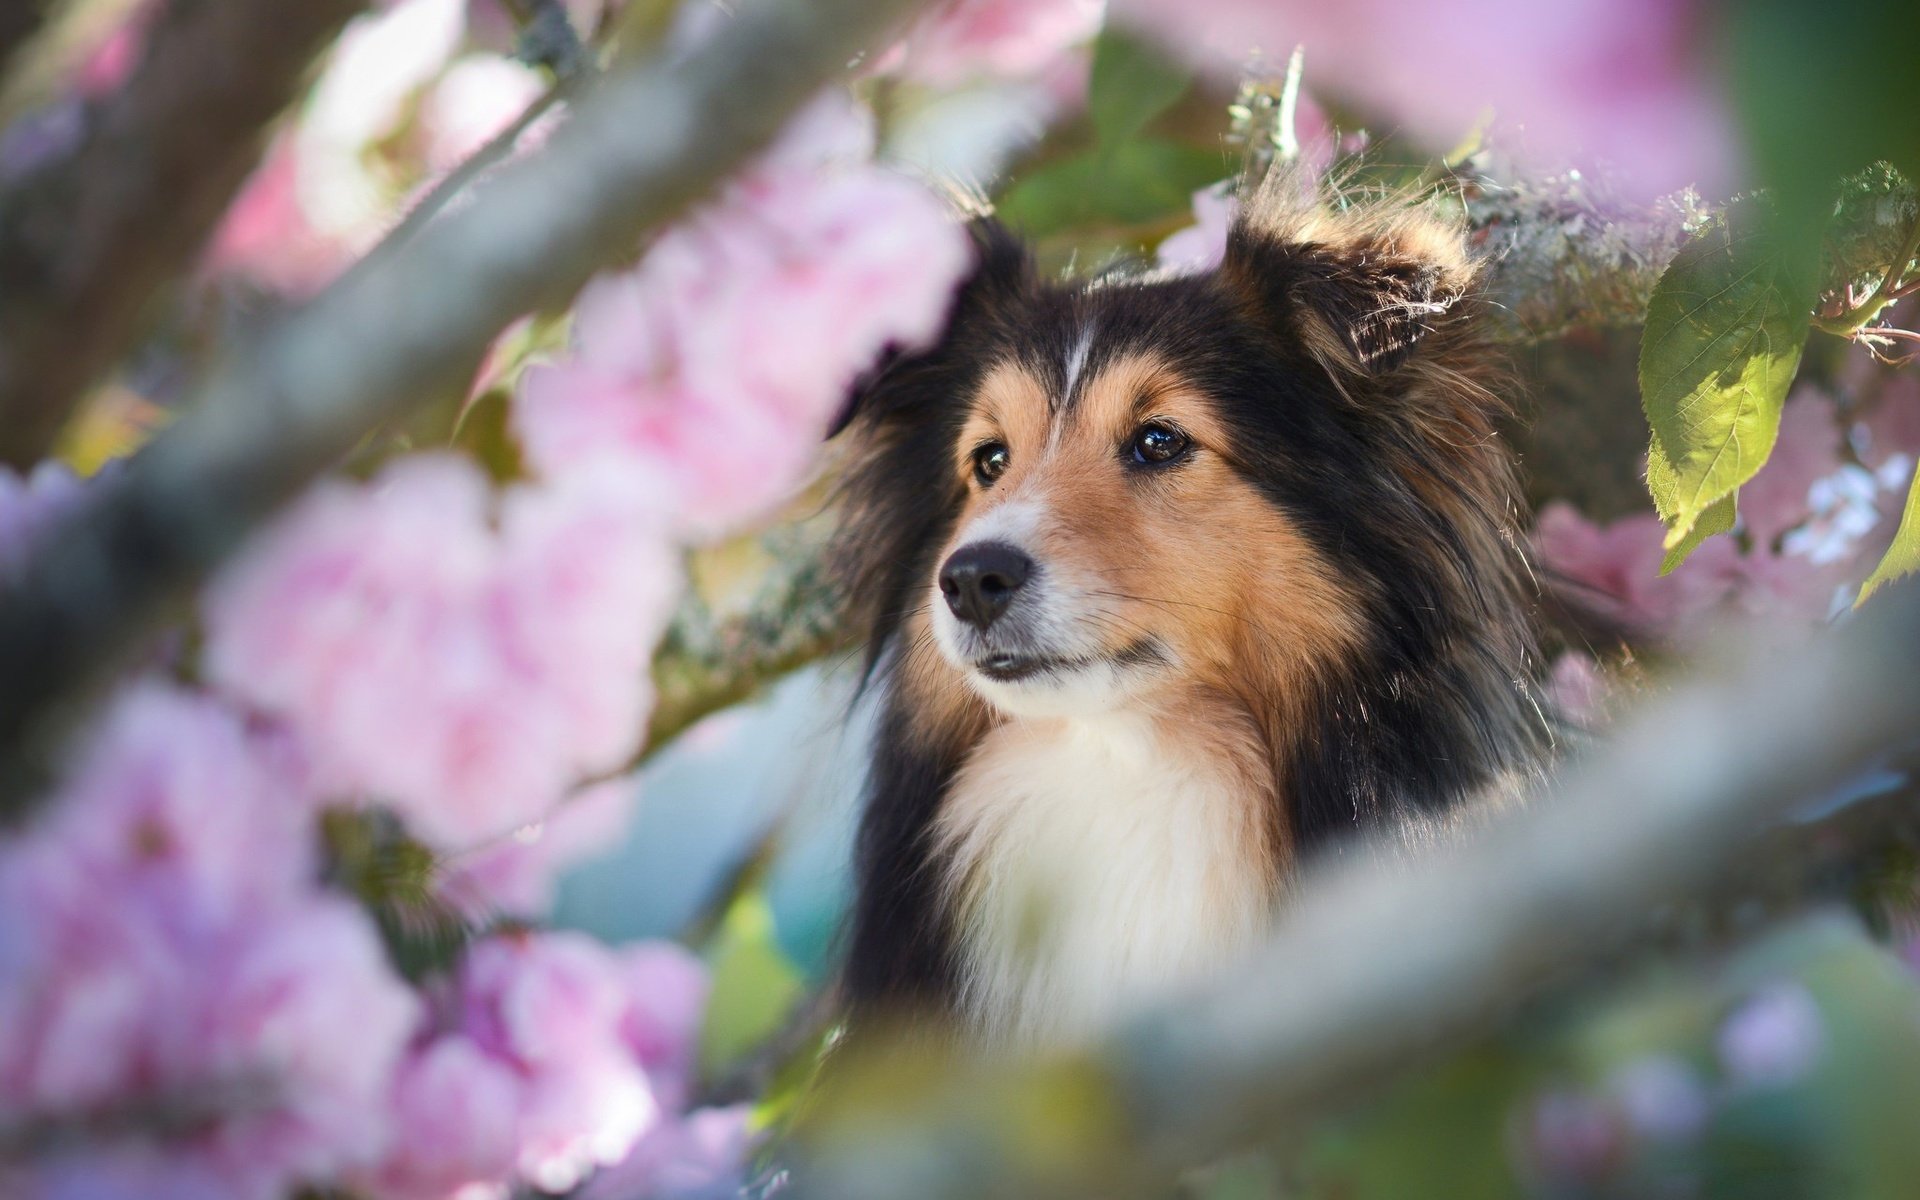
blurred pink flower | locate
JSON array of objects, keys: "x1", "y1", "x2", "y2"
[
  {"x1": 204, "y1": 455, "x2": 679, "y2": 849},
  {"x1": 1156, "y1": 184, "x2": 1239, "y2": 273},
  {"x1": 617, "y1": 941, "x2": 709, "y2": 1112},
  {"x1": 1741, "y1": 388, "x2": 1846, "y2": 548},
  {"x1": 884, "y1": 0, "x2": 1105, "y2": 86},
  {"x1": 438, "y1": 779, "x2": 637, "y2": 919},
  {"x1": 203, "y1": 136, "x2": 358, "y2": 295},
  {"x1": 1545, "y1": 652, "x2": 1609, "y2": 727},
  {"x1": 0, "y1": 684, "x2": 419, "y2": 1199},
  {"x1": 416, "y1": 55, "x2": 546, "y2": 176},
  {"x1": 366, "y1": 930, "x2": 712, "y2": 1198},
  {"x1": 352, "y1": 1037, "x2": 521, "y2": 1200},
  {"x1": 576, "y1": 1105, "x2": 755, "y2": 1200},
  {"x1": 1114, "y1": 0, "x2": 1737, "y2": 199},
  {"x1": 513, "y1": 95, "x2": 970, "y2": 536}
]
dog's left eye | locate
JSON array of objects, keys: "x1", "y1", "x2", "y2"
[{"x1": 1129, "y1": 423, "x2": 1191, "y2": 466}]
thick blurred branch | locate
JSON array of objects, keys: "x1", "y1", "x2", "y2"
[
  {"x1": 0, "y1": 0, "x2": 934, "y2": 819},
  {"x1": 789, "y1": 580, "x2": 1920, "y2": 1199},
  {"x1": 0, "y1": 0, "x2": 370, "y2": 469}
]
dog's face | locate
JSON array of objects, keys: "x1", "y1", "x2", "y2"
[
  {"x1": 839, "y1": 185, "x2": 1514, "y2": 737},
  {"x1": 929, "y1": 333, "x2": 1360, "y2": 719}
]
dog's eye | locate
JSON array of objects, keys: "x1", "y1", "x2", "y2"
[
  {"x1": 1129, "y1": 423, "x2": 1191, "y2": 467},
  {"x1": 972, "y1": 441, "x2": 1011, "y2": 486}
]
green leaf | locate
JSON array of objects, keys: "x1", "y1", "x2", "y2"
[
  {"x1": 699, "y1": 893, "x2": 805, "y2": 1077},
  {"x1": 996, "y1": 139, "x2": 1226, "y2": 237},
  {"x1": 1087, "y1": 27, "x2": 1191, "y2": 147},
  {"x1": 1657, "y1": 487, "x2": 1737, "y2": 575},
  {"x1": 1638, "y1": 208, "x2": 1813, "y2": 546},
  {"x1": 1858, "y1": 464, "x2": 1920, "y2": 604}
]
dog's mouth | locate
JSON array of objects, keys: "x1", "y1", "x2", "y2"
[{"x1": 972, "y1": 639, "x2": 1165, "y2": 684}]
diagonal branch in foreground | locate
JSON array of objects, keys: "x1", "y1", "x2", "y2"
[
  {"x1": 789, "y1": 577, "x2": 1920, "y2": 1199},
  {"x1": 0, "y1": 0, "x2": 370, "y2": 469},
  {"x1": 0, "y1": 0, "x2": 934, "y2": 821}
]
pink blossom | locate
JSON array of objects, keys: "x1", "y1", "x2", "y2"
[
  {"x1": 352, "y1": 1037, "x2": 522, "y2": 1200},
  {"x1": 618, "y1": 941, "x2": 710, "y2": 1112},
  {"x1": 576, "y1": 1105, "x2": 756, "y2": 1200},
  {"x1": 1739, "y1": 389, "x2": 1846, "y2": 547},
  {"x1": 885, "y1": 0, "x2": 1105, "y2": 86},
  {"x1": 0, "y1": 684, "x2": 419, "y2": 1199},
  {"x1": 362, "y1": 931, "x2": 718, "y2": 1199},
  {"x1": 1155, "y1": 184, "x2": 1239, "y2": 273},
  {"x1": 1545, "y1": 652, "x2": 1609, "y2": 727},
  {"x1": 1113, "y1": 0, "x2": 1737, "y2": 200},
  {"x1": 204, "y1": 135, "x2": 359, "y2": 295},
  {"x1": 438, "y1": 779, "x2": 637, "y2": 919},
  {"x1": 416, "y1": 55, "x2": 547, "y2": 177},
  {"x1": 204, "y1": 455, "x2": 679, "y2": 849},
  {"x1": 513, "y1": 97, "x2": 970, "y2": 536},
  {"x1": 1533, "y1": 501, "x2": 1840, "y2": 640}
]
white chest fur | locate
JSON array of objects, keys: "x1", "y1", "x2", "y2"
[{"x1": 935, "y1": 710, "x2": 1277, "y2": 1046}]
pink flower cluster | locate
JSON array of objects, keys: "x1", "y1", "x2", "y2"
[
  {"x1": 0, "y1": 683, "x2": 419, "y2": 1200},
  {"x1": 204, "y1": 456, "x2": 678, "y2": 851},
  {"x1": 359, "y1": 931, "x2": 745, "y2": 1199},
  {"x1": 1112, "y1": 0, "x2": 1737, "y2": 200},
  {"x1": 513, "y1": 93, "x2": 972, "y2": 535}
]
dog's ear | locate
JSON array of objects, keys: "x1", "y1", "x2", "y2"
[
  {"x1": 1217, "y1": 172, "x2": 1477, "y2": 377},
  {"x1": 829, "y1": 217, "x2": 1032, "y2": 437}
]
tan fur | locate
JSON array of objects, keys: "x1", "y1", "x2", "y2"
[{"x1": 935, "y1": 350, "x2": 1379, "y2": 886}]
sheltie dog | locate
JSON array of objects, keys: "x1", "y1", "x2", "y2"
[{"x1": 831, "y1": 169, "x2": 1554, "y2": 1047}]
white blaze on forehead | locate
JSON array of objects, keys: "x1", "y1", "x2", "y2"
[{"x1": 1062, "y1": 321, "x2": 1097, "y2": 401}]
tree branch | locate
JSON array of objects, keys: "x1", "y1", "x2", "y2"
[
  {"x1": 0, "y1": 0, "x2": 934, "y2": 819},
  {"x1": 0, "y1": 0, "x2": 371, "y2": 469},
  {"x1": 787, "y1": 578, "x2": 1920, "y2": 1199}
]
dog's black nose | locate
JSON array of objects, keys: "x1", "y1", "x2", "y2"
[{"x1": 939, "y1": 542, "x2": 1032, "y2": 630}]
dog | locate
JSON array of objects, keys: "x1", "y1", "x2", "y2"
[{"x1": 830, "y1": 169, "x2": 1554, "y2": 1047}]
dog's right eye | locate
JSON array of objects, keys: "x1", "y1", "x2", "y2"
[{"x1": 972, "y1": 442, "x2": 1011, "y2": 487}]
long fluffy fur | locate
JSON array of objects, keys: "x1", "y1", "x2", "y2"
[{"x1": 831, "y1": 168, "x2": 1554, "y2": 1039}]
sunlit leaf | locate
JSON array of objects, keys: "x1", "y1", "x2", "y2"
[
  {"x1": 1657, "y1": 487, "x2": 1736, "y2": 576},
  {"x1": 1639, "y1": 207, "x2": 1813, "y2": 549},
  {"x1": 1858, "y1": 466, "x2": 1920, "y2": 605}
]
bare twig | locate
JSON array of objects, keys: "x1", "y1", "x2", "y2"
[
  {"x1": 0, "y1": 0, "x2": 370, "y2": 469},
  {"x1": 788, "y1": 580, "x2": 1920, "y2": 1199},
  {"x1": 0, "y1": 0, "x2": 935, "y2": 820}
]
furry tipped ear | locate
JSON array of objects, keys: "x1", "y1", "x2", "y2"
[
  {"x1": 828, "y1": 217, "x2": 1033, "y2": 437},
  {"x1": 1218, "y1": 173, "x2": 1478, "y2": 376}
]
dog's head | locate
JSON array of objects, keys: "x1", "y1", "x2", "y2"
[{"x1": 835, "y1": 171, "x2": 1524, "y2": 736}]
